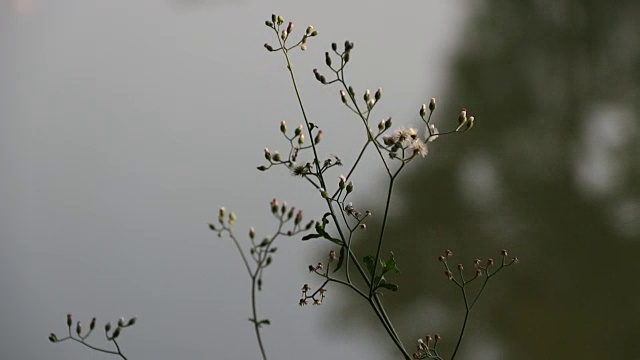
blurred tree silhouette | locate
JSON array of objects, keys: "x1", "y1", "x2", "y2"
[{"x1": 329, "y1": 0, "x2": 640, "y2": 359}]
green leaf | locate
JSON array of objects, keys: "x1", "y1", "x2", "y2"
[
  {"x1": 382, "y1": 252, "x2": 400, "y2": 275},
  {"x1": 333, "y1": 246, "x2": 346, "y2": 273},
  {"x1": 377, "y1": 282, "x2": 399, "y2": 292},
  {"x1": 301, "y1": 233, "x2": 322, "y2": 241},
  {"x1": 363, "y1": 255, "x2": 376, "y2": 278}
]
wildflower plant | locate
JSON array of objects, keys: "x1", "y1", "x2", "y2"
[
  {"x1": 48, "y1": 14, "x2": 519, "y2": 360},
  {"x1": 48, "y1": 313, "x2": 137, "y2": 360},
  {"x1": 211, "y1": 14, "x2": 518, "y2": 360}
]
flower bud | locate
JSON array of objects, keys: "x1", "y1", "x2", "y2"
[
  {"x1": 294, "y1": 124, "x2": 303, "y2": 136},
  {"x1": 295, "y1": 210, "x2": 303, "y2": 225},
  {"x1": 280, "y1": 120, "x2": 287, "y2": 134},
  {"x1": 272, "y1": 152, "x2": 281, "y2": 162},
  {"x1": 286, "y1": 22, "x2": 293, "y2": 34},
  {"x1": 346, "y1": 181, "x2": 354, "y2": 194},
  {"x1": 329, "y1": 250, "x2": 337, "y2": 262},
  {"x1": 111, "y1": 326, "x2": 121, "y2": 339},
  {"x1": 271, "y1": 14, "x2": 277, "y2": 23},
  {"x1": 375, "y1": 87, "x2": 382, "y2": 101},
  {"x1": 270, "y1": 199, "x2": 278, "y2": 214},
  {"x1": 48, "y1": 333, "x2": 58, "y2": 343},
  {"x1": 257, "y1": 165, "x2": 268, "y2": 171},
  {"x1": 310, "y1": 30, "x2": 318, "y2": 37},
  {"x1": 467, "y1": 116, "x2": 475, "y2": 129},
  {"x1": 456, "y1": 108, "x2": 467, "y2": 131},
  {"x1": 378, "y1": 120, "x2": 385, "y2": 132},
  {"x1": 277, "y1": 16, "x2": 284, "y2": 25},
  {"x1": 287, "y1": 207, "x2": 295, "y2": 220},
  {"x1": 331, "y1": 42, "x2": 337, "y2": 51},
  {"x1": 264, "y1": 43, "x2": 274, "y2": 51},
  {"x1": 457, "y1": 264, "x2": 464, "y2": 271},
  {"x1": 90, "y1": 317, "x2": 96, "y2": 330},
  {"x1": 367, "y1": 99, "x2": 375, "y2": 110},
  {"x1": 265, "y1": 20, "x2": 273, "y2": 27},
  {"x1": 339, "y1": 175, "x2": 346, "y2": 189},
  {"x1": 229, "y1": 212, "x2": 236, "y2": 224},
  {"x1": 298, "y1": 133, "x2": 305, "y2": 145},
  {"x1": 118, "y1": 317, "x2": 125, "y2": 327},
  {"x1": 105, "y1": 321, "x2": 112, "y2": 332},
  {"x1": 364, "y1": 89, "x2": 370, "y2": 102},
  {"x1": 501, "y1": 249, "x2": 508, "y2": 256},
  {"x1": 343, "y1": 52, "x2": 350, "y2": 63},
  {"x1": 320, "y1": 189, "x2": 329, "y2": 198},
  {"x1": 445, "y1": 270, "x2": 453, "y2": 280},
  {"x1": 249, "y1": 227, "x2": 255, "y2": 240},
  {"x1": 384, "y1": 117, "x2": 393, "y2": 129},
  {"x1": 306, "y1": 26, "x2": 313, "y2": 35},
  {"x1": 340, "y1": 90, "x2": 348, "y2": 104},
  {"x1": 67, "y1": 314, "x2": 72, "y2": 328},
  {"x1": 429, "y1": 98, "x2": 436, "y2": 112},
  {"x1": 314, "y1": 130, "x2": 323, "y2": 145},
  {"x1": 348, "y1": 86, "x2": 355, "y2": 97},
  {"x1": 76, "y1": 321, "x2": 82, "y2": 336},
  {"x1": 420, "y1": 104, "x2": 427, "y2": 117},
  {"x1": 127, "y1": 317, "x2": 137, "y2": 326},
  {"x1": 300, "y1": 45, "x2": 306, "y2": 51},
  {"x1": 325, "y1": 52, "x2": 332, "y2": 67},
  {"x1": 344, "y1": 40, "x2": 354, "y2": 51}
]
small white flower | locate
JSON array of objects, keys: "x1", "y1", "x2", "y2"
[{"x1": 393, "y1": 127, "x2": 418, "y2": 143}]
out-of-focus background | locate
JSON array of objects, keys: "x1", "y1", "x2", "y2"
[{"x1": 1, "y1": 0, "x2": 639, "y2": 359}]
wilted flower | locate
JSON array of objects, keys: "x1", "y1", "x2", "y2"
[{"x1": 409, "y1": 139, "x2": 428, "y2": 157}]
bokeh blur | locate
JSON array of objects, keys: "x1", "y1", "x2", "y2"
[
  {"x1": 333, "y1": 1, "x2": 640, "y2": 359},
  {"x1": 2, "y1": 1, "x2": 638, "y2": 360}
]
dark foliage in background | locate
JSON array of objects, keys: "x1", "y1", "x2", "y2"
[{"x1": 333, "y1": 1, "x2": 640, "y2": 358}]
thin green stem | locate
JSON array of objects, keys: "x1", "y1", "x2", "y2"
[
  {"x1": 58, "y1": 330, "x2": 128, "y2": 360},
  {"x1": 451, "y1": 286, "x2": 471, "y2": 360},
  {"x1": 251, "y1": 275, "x2": 268, "y2": 360}
]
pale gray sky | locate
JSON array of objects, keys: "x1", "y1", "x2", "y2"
[{"x1": 0, "y1": 1, "x2": 470, "y2": 359}]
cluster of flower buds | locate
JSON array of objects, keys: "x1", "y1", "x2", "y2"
[
  {"x1": 208, "y1": 207, "x2": 237, "y2": 233},
  {"x1": 412, "y1": 334, "x2": 441, "y2": 359},
  {"x1": 361, "y1": 87, "x2": 382, "y2": 110},
  {"x1": 455, "y1": 108, "x2": 475, "y2": 132},
  {"x1": 299, "y1": 283, "x2": 327, "y2": 306},
  {"x1": 439, "y1": 249, "x2": 518, "y2": 282},
  {"x1": 338, "y1": 175, "x2": 354, "y2": 195},
  {"x1": 49, "y1": 314, "x2": 137, "y2": 345},
  {"x1": 377, "y1": 117, "x2": 393, "y2": 133},
  {"x1": 263, "y1": 15, "x2": 317, "y2": 52}
]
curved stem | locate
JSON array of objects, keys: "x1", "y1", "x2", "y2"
[{"x1": 451, "y1": 284, "x2": 470, "y2": 360}]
